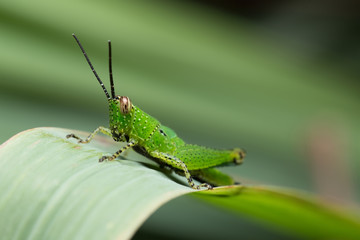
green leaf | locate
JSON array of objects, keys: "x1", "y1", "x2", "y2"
[
  {"x1": 0, "y1": 127, "x2": 192, "y2": 239},
  {"x1": 1, "y1": 128, "x2": 359, "y2": 239},
  {"x1": 196, "y1": 186, "x2": 360, "y2": 239}
]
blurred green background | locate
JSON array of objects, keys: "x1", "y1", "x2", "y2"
[{"x1": 1, "y1": 0, "x2": 359, "y2": 239}]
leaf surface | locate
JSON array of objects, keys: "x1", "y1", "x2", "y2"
[{"x1": 1, "y1": 128, "x2": 359, "y2": 239}]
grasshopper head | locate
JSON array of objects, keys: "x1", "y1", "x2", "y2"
[{"x1": 108, "y1": 95, "x2": 134, "y2": 141}]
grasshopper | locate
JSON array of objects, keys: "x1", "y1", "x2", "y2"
[{"x1": 67, "y1": 34, "x2": 246, "y2": 190}]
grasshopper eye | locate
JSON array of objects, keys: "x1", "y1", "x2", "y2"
[{"x1": 118, "y1": 96, "x2": 132, "y2": 114}]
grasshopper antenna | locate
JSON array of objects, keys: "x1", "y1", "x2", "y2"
[
  {"x1": 108, "y1": 40, "x2": 115, "y2": 99},
  {"x1": 72, "y1": 33, "x2": 111, "y2": 100}
]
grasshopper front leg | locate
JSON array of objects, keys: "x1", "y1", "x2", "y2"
[
  {"x1": 152, "y1": 152, "x2": 213, "y2": 190},
  {"x1": 66, "y1": 126, "x2": 112, "y2": 143},
  {"x1": 67, "y1": 127, "x2": 137, "y2": 162}
]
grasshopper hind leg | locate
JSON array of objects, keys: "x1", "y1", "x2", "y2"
[
  {"x1": 190, "y1": 168, "x2": 236, "y2": 187},
  {"x1": 151, "y1": 152, "x2": 213, "y2": 190}
]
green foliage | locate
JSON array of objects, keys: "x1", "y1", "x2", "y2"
[
  {"x1": 197, "y1": 187, "x2": 360, "y2": 239},
  {"x1": 1, "y1": 128, "x2": 359, "y2": 239}
]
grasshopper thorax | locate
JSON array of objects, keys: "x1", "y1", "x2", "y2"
[{"x1": 116, "y1": 96, "x2": 132, "y2": 115}]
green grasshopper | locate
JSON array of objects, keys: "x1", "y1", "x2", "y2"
[{"x1": 67, "y1": 34, "x2": 246, "y2": 189}]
